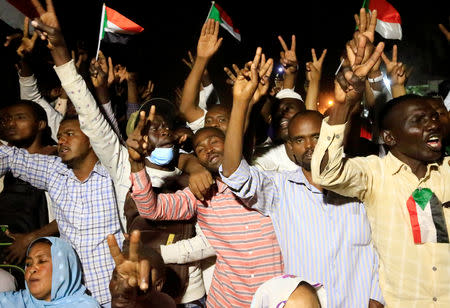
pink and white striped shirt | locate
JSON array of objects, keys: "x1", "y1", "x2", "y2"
[{"x1": 130, "y1": 169, "x2": 283, "y2": 307}]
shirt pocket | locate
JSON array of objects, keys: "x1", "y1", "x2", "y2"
[{"x1": 345, "y1": 204, "x2": 372, "y2": 246}]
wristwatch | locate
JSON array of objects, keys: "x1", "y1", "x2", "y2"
[{"x1": 368, "y1": 74, "x2": 383, "y2": 83}]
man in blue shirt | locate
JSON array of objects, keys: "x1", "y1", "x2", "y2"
[{"x1": 219, "y1": 47, "x2": 384, "y2": 307}]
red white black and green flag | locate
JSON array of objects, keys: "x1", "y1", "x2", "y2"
[
  {"x1": 406, "y1": 188, "x2": 449, "y2": 244},
  {"x1": 207, "y1": 1, "x2": 241, "y2": 42},
  {"x1": 363, "y1": 0, "x2": 402, "y2": 40},
  {"x1": 96, "y1": 3, "x2": 144, "y2": 57}
]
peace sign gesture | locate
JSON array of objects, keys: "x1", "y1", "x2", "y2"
[
  {"x1": 16, "y1": 17, "x2": 38, "y2": 57},
  {"x1": 278, "y1": 35, "x2": 298, "y2": 73},
  {"x1": 127, "y1": 106, "x2": 156, "y2": 169},
  {"x1": 108, "y1": 230, "x2": 151, "y2": 292},
  {"x1": 354, "y1": 8, "x2": 378, "y2": 43},
  {"x1": 335, "y1": 35, "x2": 384, "y2": 105}
]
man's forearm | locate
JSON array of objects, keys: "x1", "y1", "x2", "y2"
[
  {"x1": 29, "y1": 220, "x2": 59, "y2": 240},
  {"x1": 305, "y1": 79, "x2": 319, "y2": 111},
  {"x1": 391, "y1": 84, "x2": 406, "y2": 98},
  {"x1": 327, "y1": 103, "x2": 353, "y2": 126},
  {"x1": 180, "y1": 57, "x2": 209, "y2": 121},
  {"x1": 222, "y1": 102, "x2": 248, "y2": 177}
]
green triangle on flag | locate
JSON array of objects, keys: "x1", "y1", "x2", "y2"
[
  {"x1": 412, "y1": 188, "x2": 433, "y2": 211},
  {"x1": 207, "y1": 2, "x2": 241, "y2": 42}
]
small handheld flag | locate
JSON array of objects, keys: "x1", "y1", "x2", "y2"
[
  {"x1": 363, "y1": 0, "x2": 402, "y2": 40},
  {"x1": 96, "y1": 3, "x2": 144, "y2": 58},
  {"x1": 207, "y1": 1, "x2": 241, "y2": 42}
]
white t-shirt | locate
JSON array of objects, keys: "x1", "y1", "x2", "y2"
[{"x1": 253, "y1": 144, "x2": 299, "y2": 172}]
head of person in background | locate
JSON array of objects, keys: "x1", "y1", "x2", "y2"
[
  {"x1": 286, "y1": 110, "x2": 324, "y2": 172},
  {"x1": 251, "y1": 274, "x2": 326, "y2": 308},
  {"x1": 1, "y1": 100, "x2": 54, "y2": 151},
  {"x1": 127, "y1": 98, "x2": 179, "y2": 169},
  {"x1": 0, "y1": 237, "x2": 99, "y2": 307},
  {"x1": 379, "y1": 94, "x2": 444, "y2": 165},
  {"x1": 204, "y1": 104, "x2": 231, "y2": 133},
  {"x1": 271, "y1": 89, "x2": 306, "y2": 143}
]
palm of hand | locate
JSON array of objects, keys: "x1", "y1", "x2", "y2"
[
  {"x1": 116, "y1": 260, "x2": 140, "y2": 286},
  {"x1": 197, "y1": 35, "x2": 218, "y2": 58}
]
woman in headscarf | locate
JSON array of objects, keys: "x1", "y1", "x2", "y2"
[{"x1": 0, "y1": 237, "x2": 99, "y2": 307}]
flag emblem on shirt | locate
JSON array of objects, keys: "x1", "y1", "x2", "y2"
[
  {"x1": 99, "y1": 4, "x2": 144, "y2": 45},
  {"x1": 406, "y1": 188, "x2": 449, "y2": 244},
  {"x1": 207, "y1": 1, "x2": 241, "y2": 41},
  {"x1": 363, "y1": 0, "x2": 402, "y2": 40}
]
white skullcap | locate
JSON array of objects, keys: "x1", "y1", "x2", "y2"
[{"x1": 275, "y1": 88, "x2": 303, "y2": 101}]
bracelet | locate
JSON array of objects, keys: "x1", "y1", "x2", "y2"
[{"x1": 368, "y1": 74, "x2": 383, "y2": 83}]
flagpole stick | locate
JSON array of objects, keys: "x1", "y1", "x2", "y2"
[
  {"x1": 95, "y1": 3, "x2": 106, "y2": 60},
  {"x1": 205, "y1": 1, "x2": 215, "y2": 24},
  {"x1": 335, "y1": 59, "x2": 344, "y2": 76}
]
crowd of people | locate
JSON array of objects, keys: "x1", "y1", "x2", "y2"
[{"x1": 0, "y1": 0, "x2": 449, "y2": 307}]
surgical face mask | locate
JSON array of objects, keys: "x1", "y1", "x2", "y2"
[{"x1": 147, "y1": 147, "x2": 175, "y2": 166}]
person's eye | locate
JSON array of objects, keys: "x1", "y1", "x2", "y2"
[
  {"x1": 314, "y1": 135, "x2": 320, "y2": 140},
  {"x1": 205, "y1": 119, "x2": 212, "y2": 123},
  {"x1": 219, "y1": 118, "x2": 227, "y2": 123}
]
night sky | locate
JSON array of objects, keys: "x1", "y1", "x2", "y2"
[{"x1": 1, "y1": 0, "x2": 449, "y2": 110}]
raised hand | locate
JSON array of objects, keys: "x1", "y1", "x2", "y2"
[
  {"x1": 30, "y1": 0, "x2": 63, "y2": 48},
  {"x1": 182, "y1": 50, "x2": 196, "y2": 70},
  {"x1": 224, "y1": 64, "x2": 240, "y2": 85},
  {"x1": 438, "y1": 24, "x2": 450, "y2": 41},
  {"x1": 16, "y1": 17, "x2": 38, "y2": 57},
  {"x1": 127, "y1": 107, "x2": 156, "y2": 170},
  {"x1": 251, "y1": 54, "x2": 274, "y2": 105},
  {"x1": 354, "y1": 8, "x2": 378, "y2": 43},
  {"x1": 108, "y1": 230, "x2": 151, "y2": 292},
  {"x1": 335, "y1": 35, "x2": 384, "y2": 105},
  {"x1": 197, "y1": 19, "x2": 223, "y2": 59},
  {"x1": 89, "y1": 51, "x2": 109, "y2": 88},
  {"x1": 278, "y1": 35, "x2": 298, "y2": 74},
  {"x1": 306, "y1": 48, "x2": 327, "y2": 82},
  {"x1": 139, "y1": 80, "x2": 155, "y2": 102},
  {"x1": 232, "y1": 47, "x2": 263, "y2": 107}
]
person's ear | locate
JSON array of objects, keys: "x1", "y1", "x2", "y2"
[
  {"x1": 381, "y1": 129, "x2": 396, "y2": 147},
  {"x1": 37, "y1": 120, "x2": 46, "y2": 131},
  {"x1": 286, "y1": 139, "x2": 293, "y2": 151}
]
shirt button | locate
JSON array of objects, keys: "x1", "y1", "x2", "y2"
[
  {"x1": 336, "y1": 134, "x2": 340, "y2": 139},
  {"x1": 403, "y1": 166, "x2": 407, "y2": 170},
  {"x1": 433, "y1": 297, "x2": 437, "y2": 301},
  {"x1": 251, "y1": 274, "x2": 255, "y2": 278},
  {"x1": 249, "y1": 251, "x2": 253, "y2": 255},
  {"x1": 245, "y1": 226, "x2": 249, "y2": 229},
  {"x1": 432, "y1": 266, "x2": 437, "y2": 271}
]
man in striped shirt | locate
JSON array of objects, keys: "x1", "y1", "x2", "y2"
[
  {"x1": 127, "y1": 107, "x2": 284, "y2": 307},
  {"x1": 220, "y1": 43, "x2": 384, "y2": 307}
]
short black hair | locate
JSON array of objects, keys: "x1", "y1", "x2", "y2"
[
  {"x1": 135, "y1": 98, "x2": 177, "y2": 130},
  {"x1": 60, "y1": 114, "x2": 79, "y2": 123},
  {"x1": 13, "y1": 100, "x2": 48, "y2": 123},
  {"x1": 192, "y1": 126, "x2": 225, "y2": 149},
  {"x1": 378, "y1": 94, "x2": 423, "y2": 130},
  {"x1": 10, "y1": 100, "x2": 54, "y2": 146}
]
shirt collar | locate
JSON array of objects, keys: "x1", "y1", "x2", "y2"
[
  {"x1": 386, "y1": 151, "x2": 440, "y2": 176},
  {"x1": 55, "y1": 160, "x2": 109, "y2": 179},
  {"x1": 216, "y1": 178, "x2": 229, "y2": 194}
]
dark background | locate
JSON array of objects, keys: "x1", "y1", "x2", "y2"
[{"x1": 1, "y1": 0, "x2": 449, "y2": 111}]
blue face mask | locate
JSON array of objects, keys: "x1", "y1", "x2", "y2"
[{"x1": 147, "y1": 147, "x2": 175, "y2": 166}]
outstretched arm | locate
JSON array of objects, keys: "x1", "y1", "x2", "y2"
[
  {"x1": 180, "y1": 19, "x2": 223, "y2": 123},
  {"x1": 311, "y1": 35, "x2": 384, "y2": 201},
  {"x1": 304, "y1": 48, "x2": 327, "y2": 110},
  {"x1": 381, "y1": 45, "x2": 407, "y2": 98}
]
